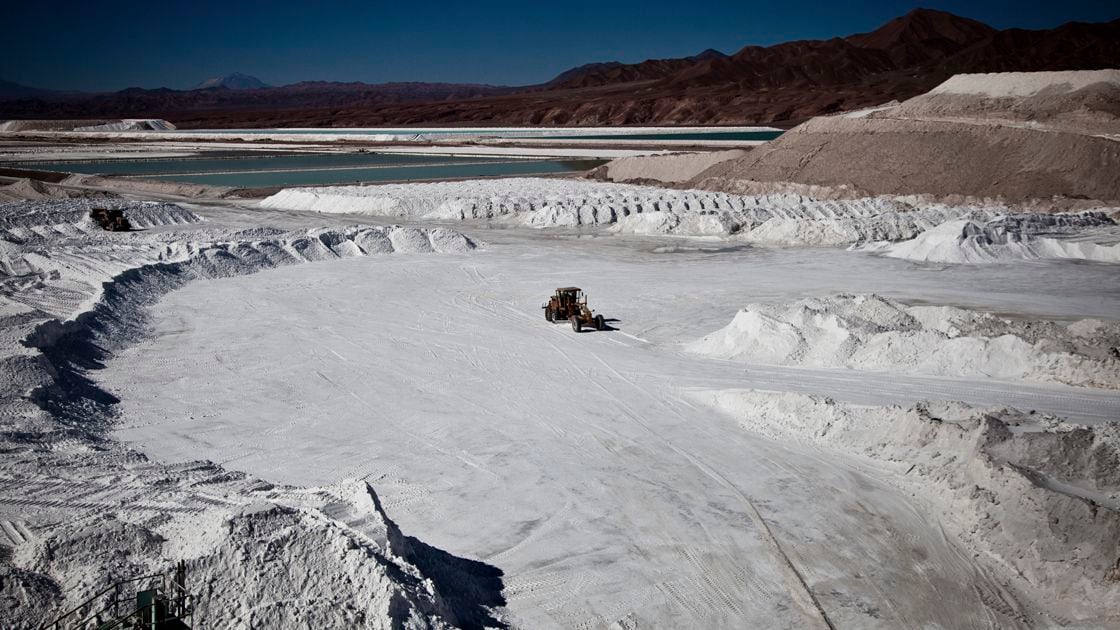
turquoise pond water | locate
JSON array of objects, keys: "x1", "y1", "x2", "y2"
[
  {"x1": 548, "y1": 131, "x2": 780, "y2": 141},
  {"x1": 17, "y1": 153, "x2": 605, "y2": 188},
  {"x1": 171, "y1": 128, "x2": 784, "y2": 142}
]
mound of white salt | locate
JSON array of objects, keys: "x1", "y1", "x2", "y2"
[
  {"x1": 687, "y1": 294, "x2": 1120, "y2": 389},
  {"x1": 72, "y1": 119, "x2": 177, "y2": 132},
  {"x1": 0, "y1": 199, "x2": 204, "y2": 241},
  {"x1": 180, "y1": 482, "x2": 459, "y2": 628},
  {"x1": 872, "y1": 213, "x2": 1120, "y2": 264},
  {"x1": 262, "y1": 178, "x2": 1006, "y2": 244},
  {"x1": 1, "y1": 219, "x2": 488, "y2": 629},
  {"x1": 689, "y1": 389, "x2": 1120, "y2": 623}
]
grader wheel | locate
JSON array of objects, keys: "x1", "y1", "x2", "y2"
[{"x1": 571, "y1": 315, "x2": 582, "y2": 333}]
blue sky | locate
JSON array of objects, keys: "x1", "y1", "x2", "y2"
[{"x1": 2, "y1": 1, "x2": 1116, "y2": 92}]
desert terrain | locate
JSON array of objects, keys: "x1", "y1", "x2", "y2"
[{"x1": 3, "y1": 10, "x2": 1118, "y2": 128}]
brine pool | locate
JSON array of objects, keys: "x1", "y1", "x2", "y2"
[
  {"x1": 170, "y1": 126, "x2": 784, "y2": 142},
  {"x1": 17, "y1": 152, "x2": 606, "y2": 188}
]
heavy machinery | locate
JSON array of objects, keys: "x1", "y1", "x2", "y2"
[
  {"x1": 42, "y1": 561, "x2": 194, "y2": 629},
  {"x1": 90, "y1": 208, "x2": 131, "y2": 232},
  {"x1": 543, "y1": 287, "x2": 605, "y2": 332}
]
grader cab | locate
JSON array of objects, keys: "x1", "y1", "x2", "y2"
[
  {"x1": 90, "y1": 207, "x2": 132, "y2": 232},
  {"x1": 543, "y1": 287, "x2": 605, "y2": 332}
]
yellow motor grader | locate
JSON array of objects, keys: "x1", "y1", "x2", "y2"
[
  {"x1": 90, "y1": 207, "x2": 131, "y2": 231},
  {"x1": 543, "y1": 287, "x2": 605, "y2": 332}
]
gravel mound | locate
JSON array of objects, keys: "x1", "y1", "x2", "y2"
[
  {"x1": 688, "y1": 294, "x2": 1120, "y2": 388},
  {"x1": 694, "y1": 71, "x2": 1120, "y2": 204},
  {"x1": 929, "y1": 70, "x2": 1120, "y2": 98},
  {"x1": 886, "y1": 70, "x2": 1120, "y2": 135},
  {"x1": 0, "y1": 179, "x2": 99, "y2": 203},
  {"x1": 690, "y1": 390, "x2": 1120, "y2": 626},
  {"x1": 594, "y1": 150, "x2": 749, "y2": 184},
  {"x1": 60, "y1": 174, "x2": 233, "y2": 199},
  {"x1": 698, "y1": 116, "x2": 1120, "y2": 203}
]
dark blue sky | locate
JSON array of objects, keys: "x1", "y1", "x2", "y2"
[{"x1": 2, "y1": 1, "x2": 1116, "y2": 92}]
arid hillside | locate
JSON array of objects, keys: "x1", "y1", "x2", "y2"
[{"x1": 2, "y1": 9, "x2": 1117, "y2": 127}]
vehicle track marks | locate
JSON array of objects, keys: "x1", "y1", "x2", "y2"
[{"x1": 0, "y1": 519, "x2": 33, "y2": 546}]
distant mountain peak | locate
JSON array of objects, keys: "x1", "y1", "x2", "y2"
[
  {"x1": 194, "y1": 72, "x2": 269, "y2": 90},
  {"x1": 690, "y1": 49, "x2": 728, "y2": 62},
  {"x1": 543, "y1": 61, "x2": 626, "y2": 87},
  {"x1": 848, "y1": 8, "x2": 996, "y2": 50}
]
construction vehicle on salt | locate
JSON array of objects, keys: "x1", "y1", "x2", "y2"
[
  {"x1": 543, "y1": 287, "x2": 606, "y2": 332},
  {"x1": 90, "y1": 208, "x2": 131, "y2": 232}
]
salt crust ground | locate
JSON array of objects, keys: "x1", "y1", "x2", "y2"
[
  {"x1": 0, "y1": 199, "x2": 499, "y2": 629},
  {"x1": 100, "y1": 231, "x2": 1120, "y2": 627},
  {"x1": 261, "y1": 178, "x2": 1120, "y2": 257},
  {"x1": 687, "y1": 294, "x2": 1120, "y2": 389},
  {"x1": 688, "y1": 390, "x2": 1120, "y2": 622},
  {"x1": 2, "y1": 192, "x2": 1118, "y2": 626}
]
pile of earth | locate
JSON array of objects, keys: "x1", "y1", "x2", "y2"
[{"x1": 690, "y1": 71, "x2": 1120, "y2": 204}]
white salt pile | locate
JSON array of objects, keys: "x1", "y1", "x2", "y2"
[
  {"x1": 261, "y1": 178, "x2": 989, "y2": 243},
  {"x1": 263, "y1": 179, "x2": 1120, "y2": 255},
  {"x1": 870, "y1": 213, "x2": 1120, "y2": 263},
  {"x1": 73, "y1": 119, "x2": 177, "y2": 132},
  {"x1": 0, "y1": 199, "x2": 490, "y2": 628},
  {"x1": 689, "y1": 389, "x2": 1120, "y2": 621},
  {"x1": 688, "y1": 294, "x2": 1120, "y2": 388},
  {"x1": 0, "y1": 199, "x2": 203, "y2": 241}
]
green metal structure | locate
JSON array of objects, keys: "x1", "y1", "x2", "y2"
[{"x1": 41, "y1": 561, "x2": 194, "y2": 630}]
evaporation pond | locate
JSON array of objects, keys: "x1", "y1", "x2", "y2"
[{"x1": 18, "y1": 152, "x2": 606, "y2": 187}]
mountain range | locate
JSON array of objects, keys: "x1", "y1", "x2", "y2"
[
  {"x1": 2, "y1": 9, "x2": 1118, "y2": 127},
  {"x1": 194, "y1": 72, "x2": 270, "y2": 90}
]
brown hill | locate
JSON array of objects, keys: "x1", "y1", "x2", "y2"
[
  {"x1": 2, "y1": 9, "x2": 1118, "y2": 127},
  {"x1": 847, "y1": 8, "x2": 997, "y2": 66},
  {"x1": 934, "y1": 19, "x2": 1120, "y2": 73},
  {"x1": 690, "y1": 71, "x2": 1120, "y2": 204},
  {"x1": 0, "y1": 81, "x2": 516, "y2": 121},
  {"x1": 547, "y1": 49, "x2": 730, "y2": 89}
]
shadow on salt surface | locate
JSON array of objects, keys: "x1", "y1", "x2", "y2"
[{"x1": 374, "y1": 484, "x2": 508, "y2": 629}]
